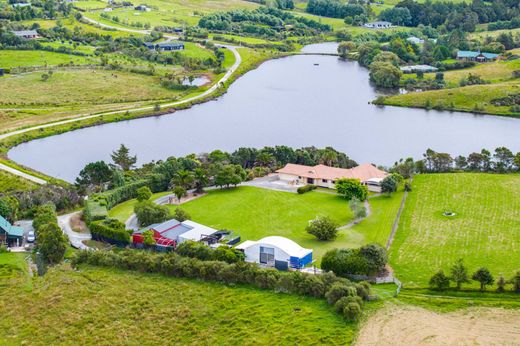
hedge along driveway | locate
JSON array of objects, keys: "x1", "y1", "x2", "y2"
[{"x1": 167, "y1": 186, "x2": 357, "y2": 261}]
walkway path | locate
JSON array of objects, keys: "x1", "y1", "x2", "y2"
[
  {"x1": 0, "y1": 45, "x2": 242, "y2": 183},
  {"x1": 338, "y1": 199, "x2": 371, "y2": 230},
  {"x1": 57, "y1": 212, "x2": 92, "y2": 250}
]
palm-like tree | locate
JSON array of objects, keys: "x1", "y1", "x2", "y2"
[
  {"x1": 170, "y1": 170, "x2": 194, "y2": 190},
  {"x1": 193, "y1": 168, "x2": 209, "y2": 193}
]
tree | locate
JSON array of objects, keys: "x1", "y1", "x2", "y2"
[
  {"x1": 111, "y1": 144, "x2": 137, "y2": 171},
  {"x1": 335, "y1": 178, "x2": 368, "y2": 201},
  {"x1": 472, "y1": 267, "x2": 494, "y2": 292},
  {"x1": 215, "y1": 165, "x2": 245, "y2": 188},
  {"x1": 75, "y1": 161, "x2": 113, "y2": 192},
  {"x1": 450, "y1": 258, "x2": 470, "y2": 290},
  {"x1": 369, "y1": 61, "x2": 402, "y2": 88},
  {"x1": 134, "y1": 200, "x2": 170, "y2": 227},
  {"x1": 359, "y1": 243, "x2": 387, "y2": 275},
  {"x1": 173, "y1": 186, "x2": 187, "y2": 203},
  {"x1": 372, "y1": 51, "x2": 401, "y2": 67},
  {"x1": 193, "y1": 168, "x2": 209, "y2": 193},
  {"x1": 379, "y1": 7, "x2": 411, "y2": 26},
  {"x1": 37, "y1": 222, "x2": 67, "y2": 264},
  {"x1": 0, "y1": 196, "x2": 19, "y2": 223},
  {"x1": 173, "y1": 208, "x2": 190, "y2": 222},
  {"x1": 337, "y1": 41, "x2": 355, "y2": 58},
  {"x1": 429, "y1": 270, "x2": 450, "y2": 291},
  {"x1": 136, "y1": 186, "x2": 152, "y2": 202},
  {"x1": 380, "y1": 175, "x2": 398, "y2": 195},
  {"x1": 142, "y1": 229, "x2": 156, "y2": 247},
  {"x1": 171, "y1": 170, "x2": 194, "y2": 190},
  {"x1": 496, "y1": 276, "x2": 507, "y2": 293},
  {"x1": 510, "y1": 271, "x2": 520, "y2": 293},
  {"x1": 306, "y1": 216, "x2": 338, "y2": 241}
]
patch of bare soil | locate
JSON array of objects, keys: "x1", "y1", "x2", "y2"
[
  {"x1": 70, "y1": 212, "x2": 88, "y2": 233},
  {"x1": 356, "y1": 305, "x2": 520, "y2": 346},
  {"x1": 165, "y1": 192, "x2": 207, "y2": 205}
]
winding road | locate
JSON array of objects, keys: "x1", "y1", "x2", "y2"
[{"x1": 0, "y1": 42, "x2": 242, "y2": 183}]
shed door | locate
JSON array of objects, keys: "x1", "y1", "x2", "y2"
[{"x1": 259, "y1": 246, "x2": 275, "y2": 264}]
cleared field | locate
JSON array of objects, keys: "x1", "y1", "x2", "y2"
[
  {"x1": 356, "y1": 304, "x2": 520, "y2": 346},
  {"x1": 21, "y1": 18, "x2": 139, "y2": 38},
  {"x1": 84, "y1": 0, "x2": 258, "y2": 28},
  {"x1": 0, "y1": 50, "x2": 96, "y2": 69},
  {"x1": 0, "y1": 253, "x2": 31, "y2": 290},
  {"x1": 0, "y1": 68, "x2": 184, "y2": 131},
  {"x1": 0, "y1": 265, "x2": 357, "y2": 344},
  {"x1": 0, "y1": 170, "x2": 37, "y2": 193},
  {"x1": 73, "y1": 0, "x2": 106, "y2": 10},
  {"x1": 390, "y1": 173, "x2": 520, "y2": 287},
  {"x1": 384, "y1": 80, "x2": 520, "y2": 117}
]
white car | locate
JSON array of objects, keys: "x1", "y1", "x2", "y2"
[{"x1": 26, "y1": 231, "x2": 35, "y2": 243}]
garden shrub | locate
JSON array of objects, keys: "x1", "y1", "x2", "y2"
[
  {"x1": 89, "y1": 218, "x2": 130, "y2": 244},
  {"x1": 83, "y1": 200, "x2": 108, "y2": 223},
  {"x1": 297, "y1": 184, "x2": 317, "y2": 194},
  {"x1": 321, "y1": 244, "x2": 388, "y2": 277},
  {"x1": 176, "y1": 241, "x2": 245, "y2": 263}
]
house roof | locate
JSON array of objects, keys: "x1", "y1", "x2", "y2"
[
  {"x1": 0, "y1": 215, "x2": 24, "y2": 237},
  {"x1": 457, "y1": 50, "x2": 499, "y2": 59},
  {"x1": 276, "y1": 163, "x2": 387, "y2": 182},
  {"x1": 178, "y1": 220, "x2": 218, "y2": 242},
  {"x1": 237, "y1": 236, "x2": 312, "y2": 258},
  {"x1": 407, "y1": 36, "x2": 424, "y2": 44},
  {"x1": 133, "y1": 218, "x2": 217, "y2": 243},
  {"x1": 157, "y1": 42, "x2": 184, "y2": 48},
  {"x1": 400, "y1": 64, "x2": 438, "y2": 72}
]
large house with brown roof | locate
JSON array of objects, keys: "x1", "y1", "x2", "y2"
[{"x1": 275, "y1": 163, "x2": 388, "y2": 192}]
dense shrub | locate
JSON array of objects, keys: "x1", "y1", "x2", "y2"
[
  {"x1": 136, "y1": 186, "x2": 152, "y2": 202},
  {"x1": 306, "y1": 216, "x2": 339, "y2": 241},
  {"x1": 297, "y1": 184, "x2": 317, "y2": 194},
  {"x1": 176, "y1": 241, "x2": 245, "y2": 263},
  {"x1": 89, "y1": 218, "x2": 130, "y2": 244},
  {"x1": 134, "y1": 200, "x2": 171, "y2": 227},
  {"x1": 335, "y1": 178, "x2": 368, "y2": 201},
  {"x1": 83, "y1": 200, "x2": 108, "y2": 223},
  {"x1": 32, "y1": 203, "x2": 67, "y2": 265},
  {"x1": 321, "y1": 244, "x2": 388, "y2": 277}
]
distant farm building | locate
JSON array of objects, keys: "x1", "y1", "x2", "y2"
[
  {"x1": 132, "y1": 218, "x2": 219, "y2": 250},
  {"x1": 406, "y1": 36, "x2": 425, "y2": 45},
  {"x1": 11, "y1": 30, "x2": 39, "y2": 39},
  {"x1": 236, "y1": 236, "x2": 313, "y2": 270},
  {"x1": 0, "y1": 215, "x2": 24, "y2": 247},
  {"x1": 456, "y1": 50, "x2": 499, "y2": 62},
  {"x1": 275, "y1": 163, "x2": 388, "y2": 192},
  {"x1": 363, "y1": 21, "x2": 393, "y2": 29},
  {"x1": 135, "y1": 4, "x2": 150, "y2": 11},
  {"x1": 400, "y1": 65, "x2": 439, "y2": 74},
  {"x1": 143, "y1": 41, "x2": 184, "y2": 51}
]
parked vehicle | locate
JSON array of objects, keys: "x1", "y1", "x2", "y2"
[{"x1": 26, "y1": 231, "x2": 35, "y2": 243}]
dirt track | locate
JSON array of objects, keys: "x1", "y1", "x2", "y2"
[{"x1": 356, "y1": 305, "x2": 520, "y2": 346}]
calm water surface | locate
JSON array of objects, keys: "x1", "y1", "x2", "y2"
[{"x1": 9, "y1": 44, "x2": 520, "y2": 182}]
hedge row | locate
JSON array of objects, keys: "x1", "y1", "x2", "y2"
[
  {"x1": 89, "y1": 218, "x2": 130, "y2": 245},
  {"x1": 92, "y1": 179, "x2": 151, "y2": 210},
  {"x1": 72, "y1": 249, "x2": 370, "y2": 320},
  {"x1": 297, "y1": 184, "x2": 317, "y2": 194},
  {"x1": 84, "y1": 199, "x2": 108, "y2": 223}
]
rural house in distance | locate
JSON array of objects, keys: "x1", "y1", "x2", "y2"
[
  {"x1": 275, "y1": 163, "x2": 388, "y2": 192},
  {"x1": 456, "y1": 50, "x2": 500, "y2": 62}
]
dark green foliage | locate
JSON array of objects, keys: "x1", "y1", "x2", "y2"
[
  {"x1": 89, "y1": 218, "x2": 130, "y2": 244},
  {"x1": 321, "y1": 244, "x2": 388, "y2": 277},
  {"x1": 36, "y1": 222, "x2": 68, "y2": 265},
  {"x1": 511, "y1": 271, "x2": 520, "y2": 293},
  {"x1": 176, "y1": 241, "x2": 244, "y2": 263},
  {"x1": 32, "y1": 203, "x2": 57, "y2": 234},
  {"x1": 496, "y1": 276, "x2": 507, "y2": 293},
  {"x1": 335, "y1": 178, "x2": 368, "y2": 201},
  {"x1": 173, "y1": 208, "x2": 190, "y2": 222},
  {"x1": 325, "y1": 282, "x2": 355, "y2": 304},
  {"x1": 0, "y1": 196, "x2": 19, "y2": 223},
  {"x1": 75, "y1": 161, "x2": 112, "y2": 192},
  {"x1": 369, "y1": 61, "x2": 402, "y2": 88},
  {"x1": 472, "y1": 267, "x2": 494, "y2": 292},
  {"x1": 83, "y1": 200, "x2": 108, "y2": 223},
  {"x1": 134, "y1": 200, "x2": 171, "y2": 227},
  {"x1": 450, "y1": 258, "x2": 470, "y2": 290},
  {"x1": 429, "y1": 270, "x2": 450, "y2": 291},
  {"x1": 297, "y1": 184, "x2": 317, "y2": 194},
  {"x1": 136, "y1": 186, "x2": 152, "y2": 202},
  {"x1": 306, "y1": 216, "x2": 338, "y2": 241},
  {"x1": 381, "y1": 173, "x2": 403, "y2": 195},
  {"x1": 306, "y1": 0, "x2": 366, "y2": 19}
]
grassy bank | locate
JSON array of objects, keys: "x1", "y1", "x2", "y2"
[
  {"x1": 390, "y1": 173, "x2": 520, "y2": 287},
  {"x1": 382, "y1": 80, "x2": 520, "y2": 117},
  {"x1": 0, "y1": 264, "x2": 357, "y2": 344},
  {"x1": 0, "y1": 170, "x2": 37, "y2": 193}
]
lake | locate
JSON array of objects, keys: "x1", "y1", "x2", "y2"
[{"x1": 9, "y1": 43, "x2": 520, "y2": 182}]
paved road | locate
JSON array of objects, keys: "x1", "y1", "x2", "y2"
[
  {"x1": 58, "y1": 212, "x2": 92, "y2": 249},
  {"x1": 0, "y1": 45, "x2": 241, "y2": 183},
  {"x1": 0, "y1": 162, "x2": 47, "y2": 184}
]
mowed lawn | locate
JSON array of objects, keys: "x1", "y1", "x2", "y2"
[
  {"x1": 0, "y1": 265, "x2": 356, "y2": 344},
  {"x1": 390, "y1": 173, "x2": 520, "y2": 287},
  {"x1": 0, "y1": 50, "x2": 96, "y2": 69},
  {"x1": 171, "y1": 186, "x2": 354, "y2": 260}
]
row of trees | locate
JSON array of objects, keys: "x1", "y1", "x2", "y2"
[
  {"x1": 306, "y1": 0, "x2": 367, "y2": 20},
  {"x1": 430, "y1": 259, "x2": 520, "y2": 293},
  {"x1": 72, "y1": 249, "x2": 371, "y2": 321},
  {"x1": 32, "y1": 203, "x2": 68, "y2": 264}
]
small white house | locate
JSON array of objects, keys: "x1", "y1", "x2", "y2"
[
  {"x1": 363, "y1": 21, "x2": 393, "y2": 29},
  {"x1": 236, "y1": 236, "x2": 313, "y2": 270}
]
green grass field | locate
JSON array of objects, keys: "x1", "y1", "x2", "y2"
[
  {"x1": 0, "y1": 170, "x2": 37, "y2": 193},
  {"x1": 0, "y1": 50, "x2": 96, "y2": 69},
  {"x1": 384, "y1": 80, "x2": 520, "y2": 117},
  {"x1": 168, "y1": 186, "x2": 356, "y2": 260},
  {"x1": 0, "y1": 253, "x2": 31, "y2": 290},
  {"x1": 0, "y1": 264, "x2": 357, "y2": 344},
  {"x1": 109, "y1": 191, "x2": 173, "y2": 221},
  {"x1": 390, "y1": 173, "x2": 520, "y2": 287}
]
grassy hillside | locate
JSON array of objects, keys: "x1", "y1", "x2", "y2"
[
  {"x1": 0, "y1": 264, "x2": 357, "y2": 344},
  {"x1": 0, "y1": 50, "x2": 97, "y2": 69},
  {"x1": 390, "y1": 173, "x2": 520, "y2": 287},
  {"x1": 383, "y1": 80, "x2": 520, "y2": 117}
]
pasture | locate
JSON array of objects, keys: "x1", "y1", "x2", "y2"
[
  {"x1": 390, "y1": 173, "x2": 520, "y2": 287},
  {"x1": 0, "y1": 171, "x2": 37, "y2": 193},
  {"x1": 0, "y1": 50, "x2": 96, "y2": 69},
  {"x1": 0, "y1": 265, "x2": 357, "y2": 344}
]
